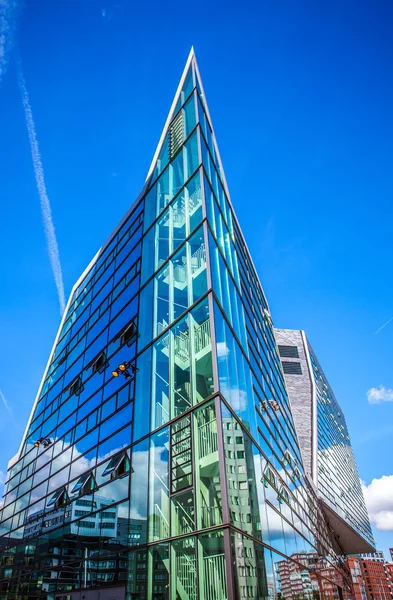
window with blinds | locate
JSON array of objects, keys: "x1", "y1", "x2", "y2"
[
  {"x1": 278, "y1": 345, "x2": 299, "y2": 358},
  {"x1": 170, "y1": 111, "x2": 185, "y2": 159},
  {"x1": 282, "y1": 361, "x2": 302, "y2": 375}
]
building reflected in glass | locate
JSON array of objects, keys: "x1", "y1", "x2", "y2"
[{"x1": 0, "y1": 50, "x2": 374, "y2": 600}]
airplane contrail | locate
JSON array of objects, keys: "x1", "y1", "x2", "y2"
[
  {"x1": 0, "y1": 0, "x2": 20, "y2": 86},
  {"x1": 17, "y1": 61, "x2": 66, "y2": 316},
  {"x1": 0, "y1": 388, "x2": 14, "y2": 423},
  {"x1": 375, "y1": 316, "x2": 393, "y2": 335}
]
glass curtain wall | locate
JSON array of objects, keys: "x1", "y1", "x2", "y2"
[{"x1": 0, "y1": 52, "x2": 356, "y2": 600}]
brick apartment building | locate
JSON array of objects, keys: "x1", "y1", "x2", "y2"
[{"x1": 361, "y1": 559, "x2": 391, "y2": 600}]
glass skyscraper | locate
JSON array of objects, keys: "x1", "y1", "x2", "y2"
[
  {"x1": 0, "y1": 50, "x2": 373, "y2": 600},
  {"x1": 275, "y1": 329, "x2": 374, "y2": 555}
]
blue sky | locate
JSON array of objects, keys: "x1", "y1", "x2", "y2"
[{"x1": 0, "y1": 0, "x2": 392, "y2": 555}]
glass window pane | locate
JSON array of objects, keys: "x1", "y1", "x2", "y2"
[
  {"x1": 190, "y1": 300, "x2": 214, "y2": 401},
  {"x1": 172, "y1": 536, "x2": 197, "y2": 596},
  {"x1": 185, "y1": 130, "x2": 199, "y2": 180},
  {"x1": 151, "y1": 333, "x2": 170, "y2": 430},
  {"x1": 156, "y1": 211, "x2": 171, "y2": 269},
  {"x1": 194, "y1": 402, "x2": 222, "y2": 529},
  {"x1": 148, "y1": 429, "x2": 169, "y2": 542},
  {"x1": 171, "y1": 316, "x2": 191, "y2": 418},
  {"x1": 172, "y1": 245, "x2": 188, "y2": 322},
  {"x1": 187, "y1": 170, "x2": 203, "y2": 233},
  {"x1": 171, "y1": 490, "x2": 195, "y2": 536},
  {"x1": 189, "y1": 228, "x2": 207, "y2": 305},
  {"x1": 171, "y1": 196, "x2": 187, "y2": 252},
  {"x1": 199, "y1": 529, "x2": 228, "y2": 599},
  {"x1": 183, "y1": 93, "x2": 196, "y2": 137},
  {"x1": 129, "y1": 438, "x2": 149, "y2": 546},
  {"x1": 155, "y1": 264, "x2": 171, "y2": 334}
]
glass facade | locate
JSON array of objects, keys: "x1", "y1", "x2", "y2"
[
  {"x1": 275, "y1": 328, "x2": 374, "y2": 556},
  {"x1": 306, "y1": 342, "x2": 374, "y2": 547},
  {"x1": 0, "y1": 51, "x2": 364, "y2": 600}
]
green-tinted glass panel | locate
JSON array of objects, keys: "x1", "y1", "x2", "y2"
[
  {"x1": 148, "y1": 542, "x2": 169, "y2": 599},
  {"x1": 190, "y1": 300, "x2": 214, "y2": 401},
  {"x1": 172, "y1": 536, "x2": 197, "y2": 598},
  {"x1": 194, "y1": 402, "x2": 222, "y2": 529},
  {"x1": 172, "y1": 244, "x2": 188, "y2": 322},
  {"x1": 188, "y1": 228, "x2": 207, "y2": 305},
  {"x1": 187, "y1": 170, "x2": 203, "y2": 232},
  {"x1": 198, "y1": 530, "x2": 228, "y2": 600},
  {"x1": 172, "y1": 195, "x2": 187, "y2": 252},
  {"x1": 148, "y1": 429, "x2": 169, "y2": 541},
  {"x1": 172, "y1": 316, "x2": 191, "y2": 418},
  {"x1": 155, "y1": 265, "x2": 170, "y2": 332}
]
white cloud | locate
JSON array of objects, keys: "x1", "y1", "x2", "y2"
[
  {"x1": 362, "y1": 475, "x2": 393, "y2": 531},
  {"x1": 0, "y1": 471, "x2": 6, "y2": 484},
  {"x1": 216, "y1": 342, "x2": 229, "y2": 358},
  {"x1": 367, "y1": 385, "x2": 393, "y2": 404}
]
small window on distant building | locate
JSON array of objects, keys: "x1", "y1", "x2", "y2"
[
  {"x1": 278, "y1": 345, "x2": 299, "y2": 359},
  {"x1": 282, "y1": 361, "x2": 302, "y2": 375}
]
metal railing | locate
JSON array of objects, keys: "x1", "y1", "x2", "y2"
[
  {"x1": 194, "y1": 319, "x2": 211, "y2": 355},
  {"x1": 151, "y1": 503, "x2": 169, "y2": 540},
  {"x1": 190, "y1": 243, "x2": 206, "y2": 275},
  {"x1": 204, "y1": 553, "x2": 227, "y2": 600},
  {"x1": 176, "y1": 552, "x2": 197, "y2": 600},
  {"x1": 198, "y1": 417, "x2": 218, "y2": 458}
]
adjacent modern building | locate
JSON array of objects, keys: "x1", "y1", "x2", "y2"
[
  {"x1": 360, "y1": 560, "x2": 391, "y2": 600},
  {"x1": 359, "y1": 553, "x2": 386, "y2": 565},
  {"x1": 347, "y1": 557, "x2": 368, "y2": 600},
  {"x1": 274, "y1": 329, "x2": 375, "y2": 556},
  {"x1": 0, "y1": 50, "x2": 374, "y2": 600}
]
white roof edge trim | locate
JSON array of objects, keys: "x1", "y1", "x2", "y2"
[
  {"x1": 14, "y1": 249, "x2": 101, "y2": 464},
  {"x1": 145, "y1": 47, "x2": 195, "y2": 183},
  {"x1": 301, "y1": 329, "x2": 318, "y2": 488}
]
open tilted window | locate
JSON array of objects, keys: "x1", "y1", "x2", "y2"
[
  {"x1": 121, "y1": 321, "x2": 138, "y2": 347},
  {"x1": 278, "y1": 486, "x2": 290, "y2": 505},
  {"x1": 282, "y1": 449, "x2": 295, "y2": 468},
  {"x1": 47, "y1": 487, "x2": 69, "y2": 509},
  {"x1": 57, "y1": 347, "x2": 69, "y2": 366},
  {"x1": 263, "y1": 466, "x2": 277, "y2": 489},
  {"x1": 70, "y1": 472, "x2": 97, "y2": 496},
  {"x1": 92, "y1": 352, "x2": 108, "y2": 375},
  {"x1": 292, "y1": 466, "x2": 301, "y2": 482},
  {"x1": 102, "y1": 451, "x2": 130, "y2": 480},
  {"x1": 69, "y1": 376, "x2": 84, "y2": 397}
]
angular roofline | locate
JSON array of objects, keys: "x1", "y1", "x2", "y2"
[{"x1": 145, "y1": 46, "x2": 195, "y2": 183}]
